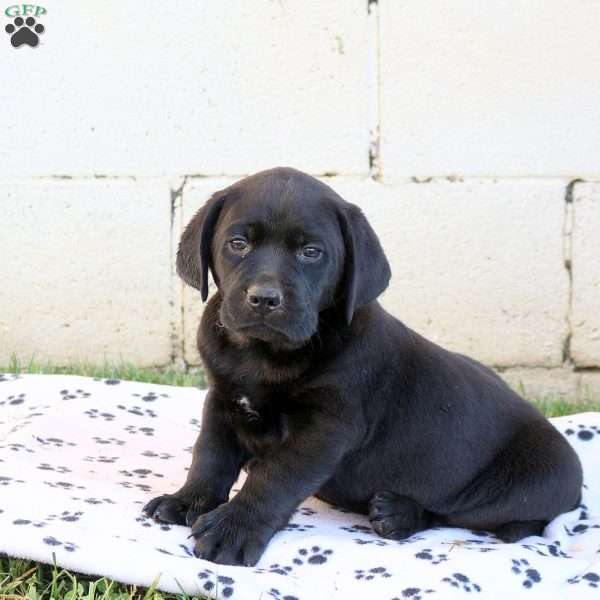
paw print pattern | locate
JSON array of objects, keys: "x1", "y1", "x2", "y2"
[
  {"x1": 393, "y1": 588, "x2": 436, "y2": 600},
  {"x1": 0, "y1": 373, "x2": 21, "y2": 382},
  {"x1": 46, "y1": 511, "x2": 84, "y2": 523},
  {"x1": 124, "y1": 425, "x2": 154, "y2": 436},
  {"x1": 119, "y1": 468, "x2": 163, "y2": 480},
  {"x1": 292, "y1": 546, "x2": 333, "y2": 565},
  {"x1": 141, "y1": 450, "x2": 173, "y2": 460},
  {"x1": 13, "y1": 518, "x2": 46, "y2": 528},
  {"x1": 36, "y1": 436, "x2": 77, "y2": 448},
  {"x1": 135, "y1": 515, "x2": 171, "y2": 531},
  {"x1": 84, "y1": 408, "x2": 116, "y2": 422},
  {"x1": 83, "y1": 455, "x2": 119, "y2": 464},
  {"x1": 0, "y1": 476, "x2": 26, "y2": 486},
  {"x1": 441, "y1": 573, "x2": 481, "y2": 592},
  {"x1": 521, "y1": 541, "x2": 570, "y2": 558},
  {"x1": 1, "y1": 442, "x2": 35, "y2": 454},
  {"x1": 353, "y1": 537, "x2": 389, "y2": 547},
  {"x1": 42, "y1": 536, "x2": 78, "y2": 552},
  {"x1": 1, "y1": 393, "x2": 26, "y2": 406},
  {"x1": 565, "y1": 522, "x2": 600, "y2": 536},
  {"x1": 294, "y1": 506, "x2": 317, "y2": 517},
  {"x1": 267, "y1": 588, "x2": 299, "y2": 600},
  {"x1": 415, "y1": 548, "x2": 448, "y2": 564},
  {"x1": 132, "y1": 391, "x2": 169, "y2": 402},
  {"x1": 5, "y1": 17, "x2": 44, "y2": 47},
  {"x1": 99, "y1": 379, "x2": 121, "y2": 385},
  {"x1": 71, "y1": 496, "x2": 116, "y2": 505},
  {"x1": 354, "y1": 566, "x2": 392, "y2": 580},
  {"x1": 119, "y1": 480, "x2": 152, "y2": 493},
  {"x1": 117, "y1": 404, "x2": 157, "y2": 418},
  {"x1": 564, "y1": 423, "x2": 599, "y2": 441},
  {"x1": 340, "y1": 524, "x2": 372, "y2": 534},
  {"x1": 282, "y1": 522, "x2": 315, "y2": 533},
  {"x1": 197, "y1": 570, "x2": 235, "y2": 598},
  {"x1": 568, "y1": 572, "x2": 600, "y2": 588},
  {"x1": 511, "y1": 559, "x2": 541, "y2": 588},
  {"x1": 37, "y1": 463, "x2": 71, "y2": 474},
  {"x1": 43, "y1": 480, "x2": 85, "y2": 491},
  {"x1": 60, "y1": 388, "x2": 91, "y2": 400},
  {"x1": 93, "y1": 436, "x2": 126, "y2": 446},
  {"x1": 255, "y1": 563, "x2": 294, "y2": 576}
]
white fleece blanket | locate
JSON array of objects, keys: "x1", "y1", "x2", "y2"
[{"x1": 1, "y1": 374, "x2": 599, "y2": 600}]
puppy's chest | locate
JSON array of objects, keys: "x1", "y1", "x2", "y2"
[{"x1": 226, "y1": 390, "x2": 290, "y2": 454}]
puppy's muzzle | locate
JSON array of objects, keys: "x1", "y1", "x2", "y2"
[{"x1": 246, "y1": 285, "x2": 283, "y2": 316}]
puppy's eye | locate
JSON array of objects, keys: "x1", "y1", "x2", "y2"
[
  {"x1": 300, "y1": 246, "x2": 322, "y2": 261},
  {"x1": 229, "y1": 238, "x2": 249, "y2": 252}
]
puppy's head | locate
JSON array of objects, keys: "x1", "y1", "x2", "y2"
[{"x1": 177, "y1": 167, "x2": 390, "y2": 349}]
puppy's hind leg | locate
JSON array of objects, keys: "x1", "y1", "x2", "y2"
[
  {"x1": 494, "y1": 520, "x2": 547, "y2": 543},
  {"x1": 369, "y1": 491, "x2": 436, "y2": 540}
]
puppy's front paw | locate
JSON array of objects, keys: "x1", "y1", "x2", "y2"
[
  {"x1": 190, "y1": 502, "x2": 274, "y2": 566},
  {"x1": 143, "y1": 492, "x2": 223, "y2": 527}
]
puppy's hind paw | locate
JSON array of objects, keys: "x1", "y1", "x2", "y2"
[{"x1": 369, "y1": 491, "x2": 432, "y2": 540}]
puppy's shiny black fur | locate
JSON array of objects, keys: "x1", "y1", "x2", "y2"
[{"x1": 144, "y1": 167, "x2": 583, "y2": 566}]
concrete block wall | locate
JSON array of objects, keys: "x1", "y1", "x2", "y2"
[{"x1": 1, "y1": 1, "x2": 599, "y2": 399}]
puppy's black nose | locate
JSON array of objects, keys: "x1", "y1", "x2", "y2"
[{"x1": 246, "y1": 286, "x2": 283, "y2": 314}]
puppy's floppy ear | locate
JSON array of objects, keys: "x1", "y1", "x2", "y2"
[
  {"x1": 337, "y1": 203, "x2": 391, "y2": 324},
  {"x1": 176, "y1": 191, "x2": 227, "y2": 301}
]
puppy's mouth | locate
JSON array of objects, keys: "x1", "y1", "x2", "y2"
[{"x1": 218, "y1": 304, "x2": 313, "y2": 350}]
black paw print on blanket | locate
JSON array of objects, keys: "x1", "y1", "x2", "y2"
[
  {"x1": 46, "y1": 510, "x2": 84, "y2": 523},
  {"x1": 282, "y1": 522, "x2": 315, "y2": 533},
  {"x1": 564, "y1": 423, "x2": 599, "y2": 441},
  {"x1": 42, "y1": 536, "x2": 78, "y2": 552},
  {"x1": 565, "y1": 522, "x2": 600, "y2": 536},
  {"x1": 415, "y1": 548, "x2": 448, "y2": 564},
  {"x1": 521, "y1": 540, "x2": 570, "y2": 558},
  {"x1": 1, "y1": 393, "x2": 26, "y2": 405},
  {"x1": 255, "y1": 563, "x2": 294, "y2": 576},
  {"x1": 267, "y1": 588, "x2": 299, "y2": 600},
  {"x1": 0, "y1": 475, "x2": 26, "y2": 486},
  {"x1": 13, "y1": 518, "x2": 46, "y2": 528},
  {"x1": 36, "y1": 436, "x2": 77, "y2": 448},
  {"x1": 511, "y1": 558, "x2": 541, "y2": 588},
  {"x1": 568, "y1": 572, "x2": 600, "y2": 588},
  {"x1": 84, "y1": 408, "x2": 115, "y2": 422},
  {"x1": 60, "y1": 388, "x2": 91, "y2": 400},
  {"x1": 117, "y1": 404, "x2": 157, "y2": 418},
  {"x1": 0, "y1": 373, "x2": 21, "y2": 382},
  {"x1": 354, "y1": 566, "x2": 392, "y2": 580},
  {"x1": 441, "y1": 573, "x2": 482, "y2": 593},
  {"x1": 197, "y1": 569, "x2": 235, "y2": 598},
  {"x1": 132, "y1": 391, "x2": 169, "y2": 402},
  {"x1": 392, "y1": 588, "x2": 436, "y2": 599},
  {"x1": 292, "y1": 546, "x2": 333, "y2": 565}
]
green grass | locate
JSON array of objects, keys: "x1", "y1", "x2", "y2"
[
  {"x1": 2, "y1": 356, "x2": 206, "y2": 389},
  {"x1": 1, "y1": 358, "x2": 599, "y2": 598},
  {"x1": 0, "y1": 556, "x2": 196, "y2": 600}
]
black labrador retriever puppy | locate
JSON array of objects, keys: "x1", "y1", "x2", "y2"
[{"x1": 144, "y1": 167, "x2": 582, "y2": 566}]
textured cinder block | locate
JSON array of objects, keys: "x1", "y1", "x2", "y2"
[
  {"x1": 379, "y1": 1, "x2": 600, "y2": 178},
  {"x1": 330, "y1": 178, "x2": 569, "y2": 366},
  {"x1": 0, "y1": 180, "x2": 173, "y2": 366},
  {"x1": 1, "y1": 1, "x2": 367, "y2": 177},
  {"x1": 571, "y1": 183, "x2": 600, "y2": 366},
  {"x1": 498, "y1": 368, "x2": 578, "y2": 402},
  {"x1": 181, "y1": 176, "x2": 568, "y2": 368}
]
